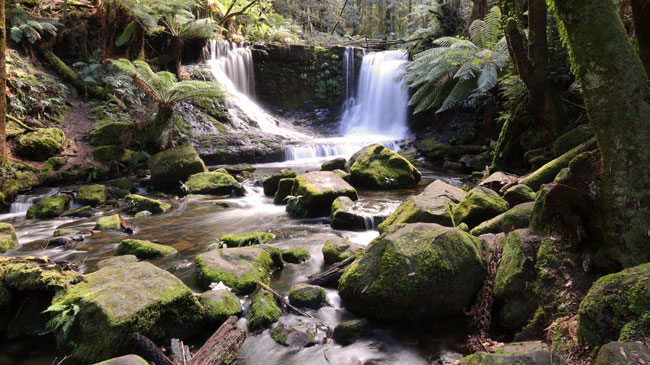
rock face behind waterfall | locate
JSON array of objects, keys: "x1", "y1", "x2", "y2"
[
  {"x1": 347, "y1": 144, "x2": 421, "y2": 189},
  {"x1": 338, "y1": 223, "x2": 487, "y2": 321}
]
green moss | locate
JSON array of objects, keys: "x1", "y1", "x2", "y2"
[
  {"x1": 535, "y1": 242, "x2": 560, "y2": 280},
  {"x1": 110, "y1": 178, "x2": 135, "y2": 193},
  {"x1": 15, "y1": 128, "x2": 66, "y2": 161},
  {"x1": 282, "y1": 247, "x2": 310, "y2": 264},
  {"x1": 0, "y1": 223, "x2": 18, "y2": 253},
  {"x1": 115, "y1": 239, "x2": 177, "y2": 259},
  {"x1": 61, "y1": 206, "x2": 92, "y2": 218},
  {"x1": 147, "y1": 144, "x2": 207, "y2": 189},
  {"x1": 77, "y1": 185, "x2": 108, "y2": 207},
  {"x1": 53, "y1": 229, "x2": 79, "y2": 237},
  {"x1": 26, "y1": 194, "x2": 70, "y2": 219},
  {"x1": 93, "y1": 355, "x2": 149, "y2": 365},
  {"x1": 287, "y1": 171, "x2": 358, "y2": 218},
  {"x1": 220, "y1": 232, "x2": 276, "y2": 247},
  {"x1": 125, "y1": 194, "x2": 171, "y2": 214},
  {"x1": 199, "y1": 290, "x2": 241, "y2": 324},
  {"x1": 270, "y1": 324, "x2": 289, "y2": 344},
  {"x1": 332, "y1": 319, "x2": 370, "y2": 344},
  {"x1": 553, "y1": 124, "x2": 592, "y2": 157},
  {"x1": 87, "y1": 122, "x2": 130, "y2": 147},
  {"x1": 452, "y1": 187, "x2": 510, "y2": 228},
  {"x1": 0, "y1": 257, "x2": 82, "y2": 291},
  {"x1": 288, "y1": 284, "x2": 325, "y2": 309},
  {"x1": 494, "y1": 230, "x2": 534, "y2": 299},
  {"x1": 92, "y1": 146, "x2": 133, "y2": 166},
  {"x1": 94, "y1": 214, "x2": 121, "y2": 231},
  {"x1": 2, "y1": 170, "x2": 36, "y2": 198},
  {"x1": 43, "y1": 157, "x2": 64, "y2": 172},
  {"x1": 262, "y1": 169, "x2": 298, "y2": 196},
  {"x1": 273, "y1": 178, "x2": 295, "y2": 204},
  {"x1": 97, "y1": 255, "x2": 138, "y2": 270},
  {"x1": 470, "y1": 202, "x2": 533, "y2": 236},
  {"x1": 247, "y1": 289, "x2": 281, "y2": 332},
  {"x1": 322, "y1": 237, "x2": 361, "y2": 264},
  {"x1": 184, "y1": 171, "x2": 239, "y2": 195},
  {"x1": 348, "y1": 144, "x2": 422, "y2": 189},
  {"x1": 503, "y1": 184, "x2": 536, "y2": 206},
  {"x1": 500, "y1": 298, "x2": 531, "y2": 331}
]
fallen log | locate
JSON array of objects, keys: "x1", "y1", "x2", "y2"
[
  {"x1": 256, "y1": 280, "x2": 314, "y2": 318},
  {"x1": 171, "y1": 338, "x2": 192, "y2": 364},
  {"x1": 191, "y1": 315, "x2": 247, "y2": 365},
  {"x1": 131, "y1": 333, "x2": 173, "y2": 365},
  {"x1": 307, "y1": 256, "x2": 355, "y2": 286}
]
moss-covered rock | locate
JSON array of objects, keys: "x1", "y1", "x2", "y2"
[
  {"x1": 87, "y1": 122, "x2": 130, "y2": 147},
  {"x1": 0, "y1": 257, "x2": 82, "y2": 291},
  {"x1": 195, "y1": 245, "x2": 283, "y2": 294},
  {"x1": 459, "y1": 341, "x2": 564, "y2": 364},
  {"x1": 93, "y1": 355, "x2": 149, "y2": 365},
  {"x1": 273, "y1": 177, "x2": 295, "y2": 205},
  {"x1": 595, "y1": 341, "x2": 650, "y2": 365},
  {"x1": 111, "y1": 178, "x2": 136, "y2": 193},
  {"x1": 470, "y1": 202, "x2": 534, "y2": 236},
  {"x1": 92, "y1": 145, "x2": 133, "y2": 166},
  {"x1": 270, "y1": 322, "x2": 317, "y2": 347},
  {"x1": 282, "y1": 247, "x2": 310, "y2": 263},
  {"x1": 77, "y1": 185, "x2": 109, "y2": 207},
  {"x1": 378, "y1": 180, "x2": 466, "y2": 233},
  {"x1": 0, "y1": 223, "x2": 18, "y2": 253},
  {"x1": 338, "y1": 223, "x2": 486, "y2": 321},
  {"x1": 332, "y1": 319, "x2": 370, "y2": 344},
  {"x1": 220, "y1": 232, "x2": 276, "y2": 247},
  {"x1": 125, "y1": 194, "x2": 171, "y2": 214},
  {"x1": 183, "y1": 171, "x2": 242, "y2": 195},
  {"x1": 1, "y1": 169, "x2": 36, "y2": 199},
  {"x1": 199, "y1": 289, "x2": 242, "y2": 324},
  {"x1": 494, "y1": 229, "x2": 542, "y2": 300},
  {"x1": 330, "y1": 196, "x2": 400, "y2": 231},
  {"x1": 578, "y1": 262, "x2": 650, "y2": 350},
  {"x1": 97, "y1": 255, "x2": 138, "y2": 270},
  {"x1": 263, "y1": 169, "x2": 298, "y2": 196},
  {"x1": 347, "y1": 144, "x2": 421, "y2": 189},
  {"x1": 26, "y1": 194, "x2": 70, "y2": 219},
  {"x1": 15, "y1": 128, "x2": 66, "y2": 161},
  {"x1": 288, "y1": 283, "x2": 325, "y2": 309},
  {"x1": 148, "y1": 144, "x2": 207, "y2": 189},
  {"x1": 503, "y1": 184, "x2": 536, "y2": 206},
  {"x1": 61, "y1": 205, "x2": 93, "y2": 218},
  {"x1": 553, "y1": 167, "x2": 570, "y2": 183},
  {"x1": 321, "y1": 158, "x2": 346, "y2": 171},
  {"x1": 134, "y1": 211, "x2": 152, "y2": 218},
  {"x1": 94, "y1": 214, "x2": 121, "y2": 231},
  {"x1": 115, "y1": 239, "x2": 176, "y2": 259},
  {"x1": 452, "y1": 187, "x2": 509, "y2": 228},
  {"x1": 51, "y1": 262, "x2": 203, "y2": 363},
  {"x1": 287, "y1": 171, "x2": 358, "y2": 218},
  {"x1": 553, "y1": 124, "x2": 593, "y2": 157},
  {"x1": 53, "y1": 228, "x2": 79, "y2": 237},
  {"x1": 322, "y1": 237, "x2": 364, "y2": 265},
  {"x1": 247, "y1": 288, "x2": 281, "y2": 332}
]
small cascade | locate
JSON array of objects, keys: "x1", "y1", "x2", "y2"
[
  {"x1": 340, "y1": 50, "x2": 410, "y2": 139},
  {"x1": 342, "y1": 47, "x2": 356, "y2": 111},
  {"x1": 0, "y1": 188, "x2": 59, "y2": 220},
  {"x1": 362, "y1": 215, "x2": 375, "y2": 231},
  {"x1": 211, "y1": 41, "x2": 255, "y2": 95},
  {"x1": 283, "y1": 137, "x2": 402, "y2": 163}
]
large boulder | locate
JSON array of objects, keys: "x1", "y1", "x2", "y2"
[
  {"x1": 322, "y1": 237, "x2": 364, "y2": 265},
  {"x1": 183, "y1": 171, "x2": 242, "y2": 195},
  {"x1": 503, "y1": 184, "x2": 536, "y2": 206},
  {"x1": 470, "y1": 202, "x2": 534, "y2": 236},
  {"x1": 77, "y1": 185, "x2": 109, "y2": 207},
  {"x1": 0, "y1": 223, "x2": 18, "y2": 253},
  {"x1": 219, "y1": 232, "x2": 276, "y2": 247},
  {"x1": 578, "y1": 262, "x2": 650, "y2": 349},
  {"x1": 15, "y1": 128, "x2": 66, "y2": 161},
  {"x1": 51, "y1": 262, "x2": 203, "y2": 363},
  {"x1": 330, "y1": 196, "x2": 400, "y2": 231},
  {"x1": 287, "y1": 171, "x2": 358, "y2": 218},
  {"x1": 595, "y1": 341, "x2": 650, "y2": 365},
  {"x1": 125, "y1": 194, "x2": 171, "y2": 214},
  {"x1": 195, "y1": 245, "x2": 283, "y2": 294},
  {"x1": 199, "y1": 289, "x2": 242, "y2": 324},
  {"x1": 148, "y1": 144, "x2": 207, "y2": 189},
  {"x1": 377, "y1": 180, "x2": 466, "y2": 233},
  {"x1": 263, "y1": 169, "x2": 297, "y2": 196},
  {"x1": 115, "y1": 239, "x2": 177, "y2": 259},
  {"x1": 321, "y1": 157, "x2": 346, "y2": 171},
  {"x1": 87, "y1": 122, "x2": 129, "y2": 147},
  {"x1": 452, "y1": 187, "x2": 509, "y2": 228},
  {"x1": 347, "y1": 144, "x2": 421, "y2": 189},
  {"x1": 92, "y1": 146, "x2": 133, "y2": 167},
  {"x1": 273, "y1": 178, "x2": 295, "y2": 204},
  {"x1": 26, "y1": 194, "x2": 70, "y2": 219},
  {"x1": 338, "y1": 223, "x2": 486, "y2": 321}
]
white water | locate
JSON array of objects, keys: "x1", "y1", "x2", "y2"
[{"x1": 0, "y1": 188, "x2": 59, "y2": 221}]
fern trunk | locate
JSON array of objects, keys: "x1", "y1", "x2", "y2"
[
  {"x1": 552, "y1": 0, "x2": 650, "y2": 269},
  {"x1": 143, "y1": 106, "x2": 174, "y2": 152}
]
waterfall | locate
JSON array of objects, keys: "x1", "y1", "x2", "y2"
[
  {"x1": 0, "y1": 188, "x2": 59, "y2": 220},
  {"x1": 211, "y1": 41, "x2": 255, "y2": 95},
  {"x1": 340, "y1": 50, "x2": 410, "y2": 139},
  {"x1": 342, "y1": 47, "x2": 356, "y2": 111}
]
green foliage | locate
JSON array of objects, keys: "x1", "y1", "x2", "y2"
[
  {"x1": 248, "y1": 13, "x2": 300, "y2": 43},
  {"x1": 162, "y1": 9, "x2": 222, "y2": 40},
  {"x1": 7, "y1": 5, "x2": 58, "y2": 44},
  {"x1": 406, "y1": 6, "x2": 508, "y2": 114},
  {"x1": 106, "y1": 0, "x2": 197, "y2": 34},
  {"x1": 44, "y1": 303, "x2": 80, "y2": 341},
  {"x1": 284, "y1": 195, "x2": 306, "y2": 217}
]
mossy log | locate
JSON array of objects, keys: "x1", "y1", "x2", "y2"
[{"x1": 191, "y1": 316, "x2": 247, "y2": 365}]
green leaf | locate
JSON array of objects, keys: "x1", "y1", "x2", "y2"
[{"x1": 115, "y1": 21, "x2": 137, "y2": 47}]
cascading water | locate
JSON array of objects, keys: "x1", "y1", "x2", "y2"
[{"x1": 0, "y1": 188, "x2": 59, "y2": 220}]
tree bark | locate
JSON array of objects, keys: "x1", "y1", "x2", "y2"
[
  {"x1": 470, "y1": 0, "x2": 488, "y2": 21},
  {"x1": 552, "y1": 0, "x2": 650, "y2": 269},
  {"x1": 1, "y1": 0, "x2": 7, "y2": 165},
  {"x1": 631, "y1": 0, "x2": 650, "y2": 75},
  {"x1": 191, "y1": 316, "x2": 246, "y2": 365}
]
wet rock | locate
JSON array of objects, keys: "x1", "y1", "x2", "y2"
[
  {"x1": 378, "y1": 180, "x2": 466, "y2": 233},
  {"x1": 51, "y1": 261, "x2": 203, "y2": 363},
  {"x1": 503, "y1": 184, "x2": 536, "y2": 206},
  {"x1": 247, "y1": 288, "x2": 281, "y2": 332},
  {"x1": 452, "y1": 187, "x2": 509, "y2": 228},
  {"x1": 321, "y1": 157, "x2": 346, "y2": 171},
  {"x1": 94, "y1": 214, "x2": 121, "y2": 231},
  {"x1": 282, "y1": 247, "x2": 310, "y2": 264},
  {"x1": 77, "y1": 185, "x2": 109, "y2": 207},
  {"x1": 93, "y1": 354, "x2": 149, "y2": 365},
  {"x1": 26, "y1": 194, "x2": 70, "y2": 219},
  {"x1": 92, "y1": 146, "x2": 133, "y2": 166},
  {"x1": 54, "y1": 228, "x2": 79, "y2": 237},
  {"x1": 553, "y1": 124, "x2": 592, "y2": 157},
  {"x1": 183, "y1": 171, "x2": 243, "y2": 195},
  {"x1": 200, "y1": 289, "x2": 242, "y2": 324},
  {"x1": 15, "y1": 128, "x2": 66, "y2": 161},
  {"x1": 459, "y1": 341, "x2": 564, "y2": 364},
  {"x1": 468, "y1": 151, "x2": 492, "y2": 171},
  {"x1": 271, "y1": 322, "x2": 318, "y2": 347},
  {"x1": 478, "y1": 172, "x2": 518, "y2": 193},
  {"x1": 470, "y1": 202, "x2": 534, "y2": 236},
  {"x1": 110, "y1": 178, "x2": 136, "y2": 193},
  {"x1": 195, "y1": 244, "x2": 283, "y2": 294},
  {"x1": 332, "y1": 169, "x2": 351, "y2": 182},
  {"x1": 262, "y1": 169, "x2": 297, "y2": 196},
  {"x1": 0, "y1": 223, "x2": 18, "y2": 253},
  {"x1": 322, "y1": 237, "x2": 363, "y2": 265},
  {"x1": 287, "y1": 171, "x2": 358, "y2": 218},
  {"x1": 347, "y1": 144, "x2": 421, "y2": 189},
  {"x1": 97, "y1": 255, "x2": 137, "y2": 270},
  {"x1": 125, "y1": 194, "x2": 171, "y2": 214},
  {"x1": 148, "y1": 144, "x2": 207, "y2": 189},
  {"x1": 61, "y1": 205, "x2": 93, "y2": 218},
  {"x1": 87, "y1": 122, "x2": 129, "y2": 147},
  {"x1": 134, "y1": 210, "x2": 152, "y2": 218},
  {"x1": 289, "y1": 283, "x2": 325, "y2": 309},
  {"x1": 595, "y1": 341, "x2": 650, "y2": 365},
  {"x1": 333, "y1": 319, "x2": 370, "y2": 344},
  {"x1": 273, "y1": 177, "x2": 295, "y2": 205},
  {"x1": 330, "y1": 196, "x2": 400, "y2": 231},
  {"x1": 224, "y1": 164, "x2": 255, "y2": 175},
  {"x1": 48, "y1": 236, "x2": 74, "y2": 247},
  {"x1": 339, "y1": 223, "x2": 486, "y2": 321},
  {"x1": 442, "y1": 160, "x2": 466, "y2": 173},
  {"x1": 578, "y1": 262, "x2": 650, "y2": 349},
  {"x1": 115, "y1": 239, "x2": 177, "y2": 259},
  {"x1": 553, "y1": 167, "x2": 569, "y2": 183},
  {"x1": 220, "y1": 231, "x2": 276, "y2": 247}
]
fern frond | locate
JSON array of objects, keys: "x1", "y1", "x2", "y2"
[{"x1": 438, "y1": 78, "x2": 477, "y2": 112}]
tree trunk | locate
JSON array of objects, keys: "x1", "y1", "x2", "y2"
[
  {"x1": 631, "y1": 0, "x2": 650, "y2": 75},
  {"x1": 552, "y1": 0, "x2": 650, "y2": 269},
  {"x1": 470, "y1": 0, "x2": 488, "y2": 21},
  {"x1": 0, "y1": 0, "x2": 6, "y2": 165}
]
